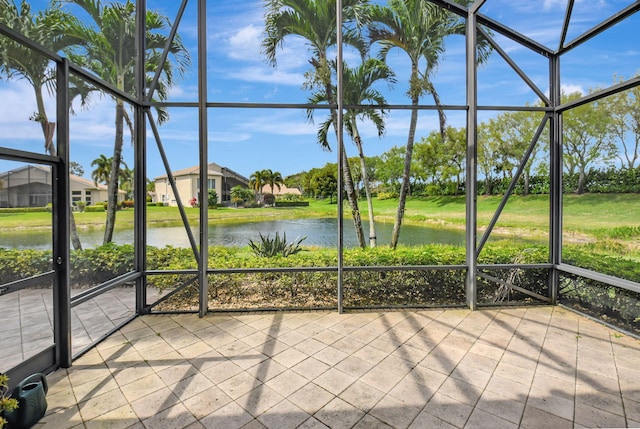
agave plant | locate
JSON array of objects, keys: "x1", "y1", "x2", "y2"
[{"x1": 248, "y1": 232, "x2": 306, "y2": 258}]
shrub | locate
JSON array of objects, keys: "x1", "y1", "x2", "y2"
[
  {"x1": 0, "y1": 207, "x2": 48, "y2": 213},
  {"x1": 85, "y1": 205, "x2": 105, "y2": 212},
  {"x1": 122, "y1": 200, "x2": 134, "y2": 209},
  {"x1": 277, "y1": 193, "x2": 304, "y2": 202},
  {"x1": 75, "y1": 201, "x2": 86, "y2": 212},
  {"x1": 275, "y1": 201, "x2": 309, "y2": 207},
  {"x1": 248, "y1": 232, "x2": 306, "y2": 257},
  {"x1": 377, "y1": 191, "x2": 398, "y2": 200},
  {"x1": 208, "y1": 189, "x2": 218, "y2": 208}
]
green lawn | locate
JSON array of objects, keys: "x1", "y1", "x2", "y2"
[{"x1": 1, "y1": 194, "x2": 638, "y2": 241}]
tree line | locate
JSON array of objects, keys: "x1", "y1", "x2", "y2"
[{"x1": 287, "y1": 86, "x2": 640, "y2": 199}]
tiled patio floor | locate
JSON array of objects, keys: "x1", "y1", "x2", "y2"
[{"x1": 41, "y1": 306, "x2": 640, "y2": 428}]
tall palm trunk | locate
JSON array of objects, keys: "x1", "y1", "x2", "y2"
[
  {"x1": 104, "y1": 98, "x2": 125, "y2": 244},
  {"x1": 353, "y1": 131, "x2": 376, "y2": 247},
  {"x1": 391, "y1": 103, "x2": 418, "y2": 249},
  {"x1": 35, "y1": 88, "x2": 83, "y2": 250},
  {"x1": 329, "y1": 101, "x2": 366, "y2": 249},
  {"x1": 320, "y1": 64, "x2": 365, "y2": 248},
  {"x1": 340, "y1": 141, "x2": 366, "y2": 247}
]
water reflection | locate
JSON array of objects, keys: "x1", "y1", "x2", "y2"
[{"x1": 1, "y1": 218, "x2": 528, "y2": 249}]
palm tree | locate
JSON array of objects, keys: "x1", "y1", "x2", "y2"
[
  {"x1": 60, "y1": 0, "x2": 190, "y2": 244},
  {"x1": 0, "y1": 0, "x2": 85, "y2": 249},
  {"x1": 91, "y1": 154, "x2": 111, "y2": 185},
  {"x1": 262, "y1": 169, "x2": 284, "y2": 195},
  {"x1": 263, "y1": 0, "x2": 370, "y2": 248},
  {"x1": 369, "y1": 0, "x2": 480, "y2": 248},
  {"x1": 249, "y1": 170, "x2": 267, "y2": 202},
  {"x1": 309, "y1": 58, "x2": 395, "y2": 247}
]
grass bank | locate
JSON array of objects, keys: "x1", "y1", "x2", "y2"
[{"x1": 1, "y1": 194, "x2": 638, "y2": 242}]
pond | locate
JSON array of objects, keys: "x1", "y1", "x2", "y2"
[{"x1": 0, "y1": 218, "x2": 530, "y2": 250}]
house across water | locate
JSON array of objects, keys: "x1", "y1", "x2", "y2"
[{"x1": 0, "y1": 165, "x2": 125, "y2": 208}]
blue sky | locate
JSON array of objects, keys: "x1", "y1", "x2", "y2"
[{"x1": 1, "y1": 0, "x2": 638, "y2": 181}]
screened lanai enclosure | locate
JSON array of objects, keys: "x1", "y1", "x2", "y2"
[{"x1": 1, "y1": 0, "x2": 639, "y2": 386}]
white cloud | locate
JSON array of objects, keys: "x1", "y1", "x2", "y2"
[
  {"x1": 228, "y1": 25, "x2": 262, "y2": 61},
  {"x1": 542, "y1": 0, "x2": 565, "y2": 11},
  {"x1": 228, "y1": 66, "x2": 305, "y2": 86},
  {"x1": 560, "y1": 83, "x2": 585, "y2": 95},
  {"x1": 210, "y1": 131, "x2": 252, "y2": 143}
]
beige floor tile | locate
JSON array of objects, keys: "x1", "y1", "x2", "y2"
[
  {"x1": 169, "y1": 372, "x2": 215, "y2": 401},
  {"x1": 407, "y1": 410, "x2": 457, "y2": 429},
  {"x1": 77, "y1": 387, "x2": 128, "y2": 421},
  {"x1": 119, "y1": 372, "x2": 166, "y2": 403},
  {"x1": 201, "y1": 359, "x2": 244, "y2": 384},
  {"x1": 369, "y1": 394, "x2": 421, "y2": 429},
  {"x1": 437, "y1": 376, "x2": 484, "y2": 406},
  {"x1": 475, "y1": 389, "x2": 525, "y2": 424},
  {"x1": 465, "y1": 407, "x2": 519, "y2": 429},
  {"x1": 403, "y1": 364, "x2": 448, "y2": 389},
  {"x1": 245, "y1": 358, "x2": 288, "y2": 383},
  {"x1": 340, "y1": 380, "x2": 385, "y2": 412},
  {"x1": 352, "y1": 413, "x2": 393, "y2": 429},
  {"x1": 297, "y1": 416, "x2": 330, "y2": 428},
  {"x1": 334, "y1": 355, "x2": 374, "y2": 379},
  {"x1": 256, "y1": 398, "x2": 310, "y2": 429},
  {"x1": 11, "y1": 307, "x2": 639, "y2": 429},
  {"x1": 39, "y1": 404, "x2": 84, "y2": 429},
  {"x1": 423, "y1": 392, "x2": 474, "y2": 428},
  {"x1": 237, "y1": 384, "x2": 285, "y2": 417},
  {"x1": 530, "y1": 371, "x2": 575, "y2": 399},
  {"x1": 271, "y1": 347, "x2": 308, "y2": 368},
  {"x1": 359, "y1": 366, "x2": 402, "y2": 393},
  {"x1": 351, "y1": 344, "x2": 389, "y2": 365},
  {"x1": 182, "y1": 385, "x2": 232, "y2": 419},
  {"x1": 388, "y1": 377, "x2": 437, "y2": 408},
  {"x1": 240, "y1": 419, "x2": 267, "y2": 429},
  {"x1": 314, "y1": 346, "x2": 349, "y2": 367},
  {"x1": 291, "y1": 356, "x2": 330, "y2": 380},
  {"x1": 71, "y1": 372, "x2": 120, "y2": 403},
  {"x1": 526, "y1": 388, "x2": 575, "y2": 421},
  {"x1": 293, "y1": 337, "x2": 327, "y2": 356},
  {"x1": 218, "y1": 371, "x2": 262, "y2": 400},
  {"x1": 450, "y1": 362, "x2": 493, "y2": 389},
  {"x1": 200, "y1": 401, "x2": 254, "y2": 429},
  {"x1": 315, "y1": 397, "x2": 365, "y2": 429},
  {"x1": 84, "y1": 403, "x2": 138, "y2": 429},
  {"x1": 313, "y1": 367, "x2": 356, "y2": 396},
  {"x1": 130, "y1": 386, "x2": 178, "y2": 420},
  {"x1": 493, "y1": 360, "x2": 535, "y2": 386},
  {"x1": 574, "y1": 400, "x2": 627, "y2": 428},
  {"x1": 623, "y1": 397, "x2": 640, "y2": 423},
  {"x1": 263, "y1": 366, "x2": 307, "y2": 395},
  {"x1": 419, "y1": 350, "x2": 461, "y2": 375},
  {"x1": 287, "y1": 382, "x2": 334, "y2": 414}
]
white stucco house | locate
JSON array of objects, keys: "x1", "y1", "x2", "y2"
[{"x1": 153, "y1": 162, "x2": 249, "y2": 207}]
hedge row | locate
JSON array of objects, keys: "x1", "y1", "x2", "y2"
[
  {"x1": 275, "y1": 201, "x2": 309, "y2": 207},
  {"x1": 1, "y1": 244, "x2": 637, "y2": 332}
]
